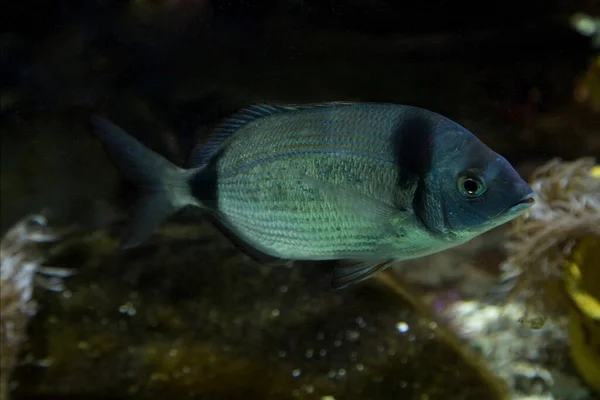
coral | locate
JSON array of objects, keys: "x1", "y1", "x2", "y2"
[
  {"x1": 501, "y1": 158, "x2": 600, "y2": 393},
  {"x1": 502, "y1": 158, "x2": 600, "y2": 314},
  {"x1": 442, "y1": 298, "x2": 595, "y2": 400},
  {"x1": 0, "y1": 215, "x2": 69, "y2": 400}
]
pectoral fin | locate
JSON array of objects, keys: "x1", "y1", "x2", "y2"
[
  {"x1": 299, "y1": 174, "x2": 411, "y2": 230},
  {"x1": 331, "y1": 260, "x2": 392, "y2": 289}
]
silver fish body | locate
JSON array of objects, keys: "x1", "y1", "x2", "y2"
[
  {"x1": 212, "y1": 104, "x2": 439, "y2": 260},
  {"x1": 91, "y1": 102, "x2": 535, "y2": 288}
]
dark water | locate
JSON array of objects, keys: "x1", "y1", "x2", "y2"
[{"x1": 1, "y1": 1, "x2": 599, "y2": 399}]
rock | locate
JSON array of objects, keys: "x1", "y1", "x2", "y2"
[{"x1": 9, "y1": 222, "x2": 507, "y2": 400}]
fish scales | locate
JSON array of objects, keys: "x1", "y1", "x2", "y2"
[
  {"x1": 213, "y1": 105, "x2": 405, "y2": 258},
  {"x1": 217, "y1": 157, "x2": 400, "y2": 259},
  {"x1": 217, "y1": 109, "x2": 396, "y2": 177}
]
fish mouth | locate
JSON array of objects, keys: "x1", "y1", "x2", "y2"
[
  {"x1": 506, "y1": 193, "x2": 536, "y2": 214},
  {"x1": 516, "y1": 194, "x2": 536, "y2": 206}
]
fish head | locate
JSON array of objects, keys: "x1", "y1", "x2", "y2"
[{"x1": 418, "y1": 125, "x2": 535, "y2": 242}]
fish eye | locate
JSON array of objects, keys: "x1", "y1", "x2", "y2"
[{"x1": 457, "y1": 173, "x2": 486, "y2": 198}]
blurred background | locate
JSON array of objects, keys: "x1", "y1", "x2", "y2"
[{"x1": 1, "y1": 1, "x2": 599, "y2": 399}]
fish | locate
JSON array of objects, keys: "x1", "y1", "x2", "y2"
[{"x1": 90, "y1": 102, "x2": 535, "y2": 289}]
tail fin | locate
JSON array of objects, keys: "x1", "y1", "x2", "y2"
[{"x1": 90, "y1": 116, "x2": 196, "y2": 248}]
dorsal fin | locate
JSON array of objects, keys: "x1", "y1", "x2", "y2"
[
  {"x1": 188, "y1": 101, "x2": 356, "y2": 168},
  {"x1": 188, "y1": 104, "x2": 295, "y2": 168}
]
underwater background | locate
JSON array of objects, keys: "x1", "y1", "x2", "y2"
[{"x1": 1, "y1": 0, "x2": 599, "y2": 399}]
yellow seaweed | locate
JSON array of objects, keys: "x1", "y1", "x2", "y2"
[{"x1": 565, "y1": 235, "x2": 600, "y2": 392}]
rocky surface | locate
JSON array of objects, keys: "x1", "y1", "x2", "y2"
[{"x1": 7, "y1": 222, "x2": 507, "y2": 400}]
